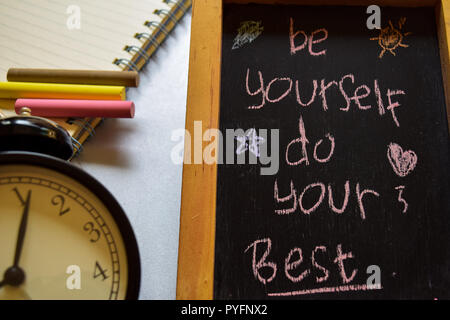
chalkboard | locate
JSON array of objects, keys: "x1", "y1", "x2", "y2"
[{"x1": 215, "y1": 3, "x2": 450, "y2": 299}]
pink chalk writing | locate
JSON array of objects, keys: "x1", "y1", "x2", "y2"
[
  {"x1": 245, "y1": 68, "x2": 265, "y2": 109},
  {"x1": 289, "y1": 18, "x2": 328, "y2": 56},
  {"x1": 285, "y1": 248, "x2": 310, "y2": 282},
  {"x1": 274, "y1": 179, "x2": 298, "y2": 215},
  {"x1": 295, "y1": 80, "x2": 317, "y2": 107},
  {"x1": 267, "y1": 283, "x2": 382, "y2": 297},
  {"x1": 266, "y1": 77, "x2": 293, "y2": 103},
  {"x1": 328, "y1": 180, "x2": 350, "y2": 214},
  {"x1": 395, "y1": 185, "x2": 408, "y2": 213},
  {"x1": 244, "y1": 69, "x2": 406, "y2": 127},
  {"x1": 273, "y1": 179, "x2": 380, "y2": 220},
  {"x1": 319, "y1": 79, "x2": 338, "y2": 111},
  {"x1": 312, "y1": 246, "x2": 329, "y2": 283},
  {"x1": 244, "y1": 238, "x2": 277, "y2": 284},
  {"x1": 299, "y1": 182, "x2": 326, "y2": 215},
  {"x1": 313, "y1": 133, "x2": 335, "y2": 163},
  {"x1": 309, "y1": 28, "x2": 328, "y2": 56},
  {"x1": 386, "y1": 89, "x2": 405, "y2": 127},
  {"x1": 245, "y1": 238, "x2": 365, "y2": 292},
  {"x1": 339, "y1": 74, "x2": 354, "y2": 111},
  {"x1": 356, "y1": 183, "x2": 380, "y2": 220},
  {"x1": 334, "y1": 244, "x2": 358, "y2": 284},
  {"x1": 286, "y1": 116, "x2": 335, "y2": 167},
  {"x1": 285, "y1": 116, "x2": 310, "y2": 166},
  {"x1": 387, "y1": 142, "x2": 418, "y2": 177}
]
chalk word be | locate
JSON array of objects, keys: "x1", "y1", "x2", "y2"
[
  {"x1": 274, "y1": 179, "x2": 379, "y2": 220},
  {"x1": 245, "y1": 68, "x2": 406, "y2": 127},
  {"x1": 245, "y1": 238, "x2": 361, "y2": 286},
  {"x1": 290, "y1": 18, "x2": 328, "y2": 56}
]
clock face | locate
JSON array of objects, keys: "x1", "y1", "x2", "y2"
[{"x1": 0, "y1": 153, "x2": 140, "y2": 300}]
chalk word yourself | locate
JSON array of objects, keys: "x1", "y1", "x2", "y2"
[
  {"x1": 171, "y1": 123, "x2": 280, "y2": 175},
  {"x1": 387, "y1": 142, "x2": 418, "y2": 177},
  {"x1": 232, "y1": 21, "x2": 264, "y2": 50},
  {"x1": 245, "y1": 69, "x2": 406, "y2": 127},
  {"x1": 244, "y1": 238, "x2": 382, "y2": 296},
  {"x1": 290, "y1": 18, "x2": 328, "y2": 56}
]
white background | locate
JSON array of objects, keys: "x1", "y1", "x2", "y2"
[{"x1": 73, "y1": 11, "x2": 192, "y2": 300}]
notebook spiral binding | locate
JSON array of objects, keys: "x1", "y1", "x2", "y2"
[
  {"x1": 113, "y1": 0, "x2": 191, "y2": 72},
  {"x1": 70, "y1": 0, "x2": 191, "y2": 157}
]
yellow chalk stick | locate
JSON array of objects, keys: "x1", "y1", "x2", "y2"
[{"x1": 0, "y1": 82, "x2": 126, "y2": 100}]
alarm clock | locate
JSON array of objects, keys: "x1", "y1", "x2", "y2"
[{"x1": 0, "y1": 151, "x2": 141, "y2": 300}]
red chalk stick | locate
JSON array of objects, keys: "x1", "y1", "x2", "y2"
[{"x1": 15, "y1": 99, "x2": 135, "y2": 118}]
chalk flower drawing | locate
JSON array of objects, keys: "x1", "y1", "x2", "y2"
[
  {"x1": 370, "y1": 17, "x2": 411, "y2": 58},
  {"x1": 232, "y1": 21, "x2": 264, "y2": 50},
  {"x1": 236, "y1": 128, "x2": 265, "y2": 157},
  {"x1": 387, "y1": 142, "x2": 418, "y2": 177}
]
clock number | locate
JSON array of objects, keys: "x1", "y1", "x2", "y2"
[
  {"x1": 83, "y1": 222, "x2": 101, "y2": 243},
  {"x1": 51, "y1": 195, "x2": 71, "y2": 216},
  {"x1": 12, "y1": 187, "x2": 31, "y2": 206},
  {"x1": 93, "y1": 261, "x2": 109, "y2": 281}
]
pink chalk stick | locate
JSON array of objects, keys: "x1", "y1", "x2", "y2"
[{"x1": 15, "y1": 99, "x2": 135, "y2": 118}]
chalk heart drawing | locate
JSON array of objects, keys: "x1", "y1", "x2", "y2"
[
  {"x1": 387, "y1": 142, "x2": 418, "y2": 177},
  {"x1": 232, "y1": 21, "x2": 264, "y2": 50}
]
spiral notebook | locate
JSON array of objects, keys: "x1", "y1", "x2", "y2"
[{"x1": 0, "y1": 0, "x2": 191, "y2": 155}]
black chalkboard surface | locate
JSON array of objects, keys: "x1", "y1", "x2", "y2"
[{"x1": 215, "y1": 3, "x2": 450, "y2": 299}]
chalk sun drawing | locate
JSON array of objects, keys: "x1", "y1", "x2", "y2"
[
  {"x1": 232, "y1": 21, "x2": 264, "y2": 50},
  {"x1": 387, "y1": 142, "x2": 418, "y2": 177},
  {"x1": 370, "y1": 17, "x2": 411, "y2": 58}
]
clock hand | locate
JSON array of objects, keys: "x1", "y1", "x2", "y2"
[
  {"x1": 12, "y1": 190, "x2": 31, "y2": 268},
  {"x1": 0, "y1": 190, "x2": 32, "y2": 288}
]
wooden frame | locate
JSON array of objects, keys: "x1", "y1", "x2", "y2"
[{"x1": 176, "y1": 0, "x2": 450, "y2": 300}]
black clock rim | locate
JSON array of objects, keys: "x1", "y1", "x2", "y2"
[{"x1": 0, "y1": 151, "x2": 141, "y2": 300}]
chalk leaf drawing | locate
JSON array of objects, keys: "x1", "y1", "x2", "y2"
[
  {"x1": 236, "y1": 128, "x2": 265, "y2": 157},
  {"x1": 387, "y1": 142, "x2": 417, "y2": 177},
  {"x1": 370, "y1": 17, "x2": 412, "y2": 58},
  {"x1": 232, "y1": 21, "x2": 264, "y2": 50}
]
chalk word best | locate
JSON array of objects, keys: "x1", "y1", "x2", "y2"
[
  {"x1": 244, "y1": 238, "x2": 382, "y2": 296},
  {"x1": 171, "y1": 123, "x2": 280, "y2": 175}
]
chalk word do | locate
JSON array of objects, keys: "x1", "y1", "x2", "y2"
[
  {"x1": 66, "y1": 5, "x2": 81, "y2": 30},
  {"x1": 171, "y1": 122, "x2": 280, "y2": 175},
  {"x1": 286, "y1": 116, "x2": 335, "y2": 167}
]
